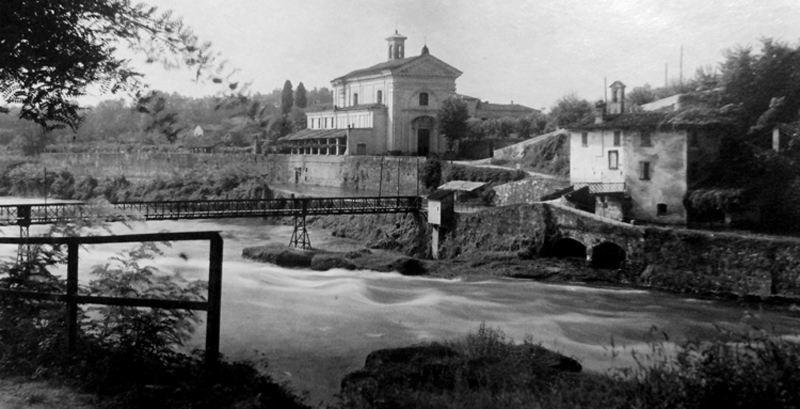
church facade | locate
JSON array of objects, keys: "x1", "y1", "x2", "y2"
[{"x1": 281, "y1": 32, "x2": 462, "y2": 156}]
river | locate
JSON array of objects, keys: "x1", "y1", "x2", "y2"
[{"x1": 1, "y1": 199, "x2": 799, "y2": 405}]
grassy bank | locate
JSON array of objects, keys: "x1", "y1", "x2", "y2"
[{"x1": 338, "y1": 324, "x2": 800, "y2": 409}]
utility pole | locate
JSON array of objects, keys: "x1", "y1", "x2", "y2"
[{"x1": 679, "y1": 45, "x2": 684, "y2": 88}]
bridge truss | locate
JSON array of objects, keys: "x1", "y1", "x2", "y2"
[{"x1": 0, "y1": 196, "x2": 423, "y2": 250}]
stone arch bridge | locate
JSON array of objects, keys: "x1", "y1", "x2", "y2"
[{"x1": 543, "y1": 202, "x2": 646, "y2": 269}]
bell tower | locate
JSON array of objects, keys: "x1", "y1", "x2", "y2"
[
  {"x1": 386, "y1": 30, "x2": 407, "y2": 61},
  {"x1": 608, "y1": 81, "x2": 626, "y2": 115}
]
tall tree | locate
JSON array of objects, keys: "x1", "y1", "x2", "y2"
[
  {"x1": 0, "y1": 0, "x2": 230, "y2": 131},
  {"x1": 281, "y1": 80, "x2": 294, "y2": 115},
  {"x1": 437, "y1": 97, "x2": 470, "y2": 151},
  {"x1": 719, "y1": 39, "x2": 800, "y2": 128},
  {"x1": 295, "y1": 82, "x2": 307, "y2": 108}
]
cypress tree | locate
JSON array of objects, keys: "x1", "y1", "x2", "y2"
[
  {"x1": 295, "y1": 82, "x2": 307, "y2": 108},
  {"x1": 281, "y1": 80, "x2": 294, "y2": 115}
]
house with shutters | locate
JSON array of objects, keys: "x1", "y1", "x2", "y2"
[
  {"x1": 567, "y1": 81, "x2": 739, "y2": 225},
  {"x1": 280, "y1": 31, "x2": 463, "y2": 156}
]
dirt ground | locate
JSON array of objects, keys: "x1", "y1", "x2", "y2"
[{"x1": 0, "y1": 377, "x2": 97, "y2": 409}]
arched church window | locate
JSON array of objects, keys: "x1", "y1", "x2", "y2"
[{"x1": 419, "y1": 92, "x2": 429, "y2": 106}]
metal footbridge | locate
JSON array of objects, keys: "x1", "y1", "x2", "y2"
[{"x1": 1, "y1": 196, "x2": 423, "y2": 249}]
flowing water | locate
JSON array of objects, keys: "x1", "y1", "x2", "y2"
[{"x1": 1, "y1": 198, "x2": 799, "y2": 405}]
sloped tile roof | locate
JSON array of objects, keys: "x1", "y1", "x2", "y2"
[
  {"x1": 333, "y1": 56, "x2": 424, "y2": 82},
  {"x1": 278, "y1": 128, "x2": 347, "y2": 142}
]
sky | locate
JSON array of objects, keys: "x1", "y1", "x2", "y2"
[{"x1": 110, "y1": 0, "x2": 800, "y2": 111}]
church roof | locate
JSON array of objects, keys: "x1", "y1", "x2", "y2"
[
  {"x1": 332, "y1": 52, "x2": 462, "y2": 83},
  {"x1": 333, "y1": 56, "x2": 425, "y2": 82}
]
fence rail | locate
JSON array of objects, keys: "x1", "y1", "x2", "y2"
[
  {"x1": 0, "y1": 196, "x2": 423, "y2": 226},
  {"x1": 0, "y1": 231, "x2": 223, "y2": 374}
]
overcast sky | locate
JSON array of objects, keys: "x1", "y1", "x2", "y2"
[{"x1": 120, "y1": 0, "x2": 800, "y2": 110}]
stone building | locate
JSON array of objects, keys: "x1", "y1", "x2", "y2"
[
  {"x1": 281, "y1": 31, "x2": 463, "y2": 156},
  {"x1": 567, "y1": 81, "x2": 736, "y2": 225}
]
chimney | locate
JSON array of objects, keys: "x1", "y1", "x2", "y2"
[{"x1": 594, "y1": 100, "x2": 607, "y2": 124}]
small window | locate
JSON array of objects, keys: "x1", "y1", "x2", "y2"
[
  {"x1": 353, "y1": 93, "x2": 359, "y2": 106},
  {"x1": 689, "y1": 130, "x2": 699, "y2": 147},
  {"x1": 639, "y1": 161, "x2": 651, "y2": 180},
  {"x1": 641, "y1": 131, "x2": 652, "y2": 147},
  {"x1": 613, "y1": 131, "x2": 621, "y2": 146},
  {"x1": 608, "y1": 150, "x2": 619, "y2": 170},
  {"x1": 388, "y1": 45, "x2": 393, "y2": 59},
  {"x1": 612, "y1": 89, "x2": 619, "y2": 103},
  {"x1": 324, "y1": 118, "x2": 328, "y2": 129},
  {"x1": 377, "y1": 90, "x2": 383, "y2": 104},
  {"x1": 419, "y1": 92, "x2": 429, "y2": 106},
  {"x1": 657, "y1": 203, "x2": 667, "y2": 216},
  {"x1": 581, "y1": 132, "x2": 588, "y2": 147}
]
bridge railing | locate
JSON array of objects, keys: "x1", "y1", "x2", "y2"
[{"x1": 0, "y1": 195, "x2": 424, "y2": 226}]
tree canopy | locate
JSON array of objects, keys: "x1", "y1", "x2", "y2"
[
  {"x1": 437, "y1": 97, "x2": 470, "y2": 151},
  {"x1": 0, "y1": 0, "x2": 228, "y2": 131}
]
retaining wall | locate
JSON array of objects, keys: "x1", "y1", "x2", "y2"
[
  {"x1": 24, "y1": 153, "x2": 428, "y2": 195},
  {"x1": 493, "y1": 178, "x2": 570, "y2": 206}
]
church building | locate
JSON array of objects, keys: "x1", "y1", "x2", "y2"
[{"x1": 280, "y1": 31, "x2": 463, "y2": 156}]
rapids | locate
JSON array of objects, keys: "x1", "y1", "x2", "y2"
[{"x1": 1, "y1": 198, "x2": 797, "y2": 404}]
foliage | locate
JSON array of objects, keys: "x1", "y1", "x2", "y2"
[
  {"x1": 295, "y1": 82, "x2": 308, "y2": 108},
  {"x1": 420, "y1": 158, "x2": 444, "y2": 190},
  {"x1": 83, "y1": 243, "x2": 207, "y2": 357},
  {"x1": 1, "y1": 0, "x2": 230, "y2": 131},
  {"x1": 546, "y1": 93, "x2": 593, "y2": 131},
  {"x1": 0, "y1": 223, "x2": 309, "y2": 408},
  {"x1": 281, "y1": 80, "x2": 294, "y2": 115},
  {"x1": 685, "y1": 188, "x2": 748, "y2": 213},
  {"x1": 719, "y1": 38, "x2": 800, "y2": 129},
  {"x1": 466, "y1": 118, "x2": 487, "y2": 140},
  {"x1": 338, "y1": 324, "x2": 800, "y2": 409},
  {"x1": 0, "y1": 163, "x2": 273, "y2": 202},
  {"x1": 626, "y1": 84, "x2": 657, "y2": 107},
  {"x1": 437, "y1": 97, "x2": 470, "y2": 151},
  {"x1": 135, "y1": 91, "x2": 183, "y2": 143}
]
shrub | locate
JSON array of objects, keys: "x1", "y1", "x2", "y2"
[
  {"x1": 0, "y1": 224, "x2": 310, "y2": 408},
  {"x1": 420, "y1": 158, "x2": 444, "y2": 190}
]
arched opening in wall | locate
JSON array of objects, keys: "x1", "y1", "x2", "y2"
[
  {"x1": 591, "y1": 242, "x2": 626, "y2": 269},
  {"x1": 551, "y1": 238, "x2": 586, "y2": 259}
]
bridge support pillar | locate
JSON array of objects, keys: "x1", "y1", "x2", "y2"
[
  {"x1": 16, "y1": 225, "x2": 31, "y2": 265},
  {"x1": 289, "y1": 213, "x2": 312, "y2": 250}
]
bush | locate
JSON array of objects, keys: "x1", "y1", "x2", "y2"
[
  {"x1": 0, "y1": 225, "x2": 310, "y2": 408},
  {"x1": 338, "y1": 324, "x2": 800, "y2": 409},
  {"x1": 420, "y1": 158, "x2": 444, "y2": 190}
]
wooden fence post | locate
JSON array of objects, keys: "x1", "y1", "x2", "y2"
[
  {"x1": 65, "y1": 240, "x2": 79, "y2": 351},
  {"x1": 205, "y1": 233, "x2": 223, "y2": 375}
]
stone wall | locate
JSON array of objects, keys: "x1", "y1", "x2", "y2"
[
  {"x1": 25, "y1": 152, "x2": 428, "y2": 195},
  {"x1": 492, "y1": 178, "x2": 570, "y2": 206},
  {"x1": 640, "y1": 228, "x2": 800, "y2": 297},
  {"x1": 438, "y1": 204, "x2": 549, "y2": 258}
]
